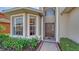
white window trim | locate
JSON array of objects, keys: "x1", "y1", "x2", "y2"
[
  {"x1": 10, "y1": 13, "x2": 40, "y2": 38},
  {"x1": 10, "y1": 13, "x2": 26, "y2": 37},
  {"x1": 27, "y1": 14, "x2": 30, "y2": 38},
  {"x1": 15, "y1": 16, "x2": 23, "y2": 36},
  {"x1": 41, "y1": 16, "x2": 43, "y2": 40},
  {"x1": 23, "y1": 13, "x2": 26, "y2": 37},
  {"x1": 27, "y1": 14, "x2": 39, "y2": 38},
  {"x1": 56, "y1": 8, "x2": 58, "y2": 42}
]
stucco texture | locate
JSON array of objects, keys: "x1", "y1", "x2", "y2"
[{"x1": 59, "y1": 7, "x2": 79, "y2": 43}]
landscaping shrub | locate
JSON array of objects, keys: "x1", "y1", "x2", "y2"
[
  {"x1": 1, "y1": 37, "x2": 38, "y2": 51},
  {"x1": 0, "y1": 34, "x2": 10, "y2": 39},
  {"x1": 2, "y1": 39, "x2": 28, "y2": 51},
  {"x1": 29, "y1": 37, "x2": 38, "y2": 49},
  {"x1": 0, "y1": 34, "x2": 10, "y2": 46}
]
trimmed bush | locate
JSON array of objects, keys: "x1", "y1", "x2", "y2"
[
  {"x1": 29, "y1": 38, "x2": 38, "y2": 49},
  {"x1": 0, "y1": 34, "x2": 39, "y2": 51},
  {"x1": 0, "y1": 34, "x2": 10, "y2": 46},
  {"x1": 1, "y1": 37, "x2": 38, "y2": 51},
  {"x1": 2, "y1": 39, "x2": 20, "y2": 50}
]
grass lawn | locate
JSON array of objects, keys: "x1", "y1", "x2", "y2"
[{"x1": 60, "y1": 38, "x2": 79, "y2": 51}]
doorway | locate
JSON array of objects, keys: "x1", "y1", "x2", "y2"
[{"x1": 45, "y1": 23, "x2": 55, "y2": 39}]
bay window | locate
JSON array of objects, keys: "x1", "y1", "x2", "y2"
[{"x1": 11, "y1": 14, "x2": 38, "y2": 37}]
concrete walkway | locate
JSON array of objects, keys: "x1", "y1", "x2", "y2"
[{"x1": 40, "y1": 41, "x2": 60, "y2": 51}]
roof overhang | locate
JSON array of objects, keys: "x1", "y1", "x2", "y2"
[
  {"x1": 3, "y1": 7, "x2": 43, "y2": 16},
  {"x1": 61, "y1": 7, "x2": 75, "y2": 15}
]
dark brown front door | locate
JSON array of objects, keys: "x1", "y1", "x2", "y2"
[{"x1": 45, "y1": 23, "x2": 55, "y2": 37}]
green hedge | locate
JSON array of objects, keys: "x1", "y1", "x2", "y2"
[
  {"x1": 2, "y1": 39, "x2": 28, "y2": 50},
  {"x1": 0, "y1": 34, "x2": 38, "y2": 51},
  {"x1": 0, "y1": 34, "x2": 10, "y2": 45},
  {"x1": 29, "y1": 38, "x2": 38, "y2": 49}
]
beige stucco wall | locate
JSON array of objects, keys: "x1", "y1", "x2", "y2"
[
  {"x1": 59, "y1": 7, "x2": 79, "y2": 43},
  {"x1": 59, "y1": 7, "x2": 65, "y2": 14},
  {"x1": 67, "y1": 8, "x2": 79, "y2": 43},
  {"x1": 44, "y1": 16, "x2": 55, "y2": 23},
  {"x1": 58, "y1": 9, "x2": 69, "y2": 38}
]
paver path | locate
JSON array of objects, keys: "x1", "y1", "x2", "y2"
[{"x1": 40, "y1": 41, "x2": 59, "y2": 51}]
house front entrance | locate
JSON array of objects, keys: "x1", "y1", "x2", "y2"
[
  {"x1": 45, "y1": 23, "x2": 55, "y2": 38},
  {"x1": 44, "y1": 23, "x2": 56, "y2": 42}
]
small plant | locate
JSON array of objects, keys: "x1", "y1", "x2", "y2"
[
  {"x1": 2, "y1": 39, "x2": 22, "y2": 50},
  {"x1": 29, "y1": 37, "x2": 38, "y2": 49},
  {"x1": 0, "y1": 34, "x2": 10, "y2": 47},
  {"x1": 0, "y1": 34, "x2": 10, "y2": 39}
]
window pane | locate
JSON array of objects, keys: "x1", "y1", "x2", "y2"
[
  {"x1": 30, "y1": 26, "x2": 35, "y2": 35},
  {"x1": 16, "y1": 17, "x2": 23, "y2": 25},
  {"x1": 30, "y1": 19, "x2": 36, "y2": 25},
  {"x1": 16, "y1": 26, "x2": 23, "y2": 35},
  {"x1": 12, "y1": 17, "x2": 16, "y2": 35},
  {"x1": 46, "y1": 8, "x2": 55, "y2": 16},
  {"x1": 12, "y1": 16, "x2": 23, "y2": 35},
  {"x1": 29, "y1": 16, "x2": 36, "y2": 35}
]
